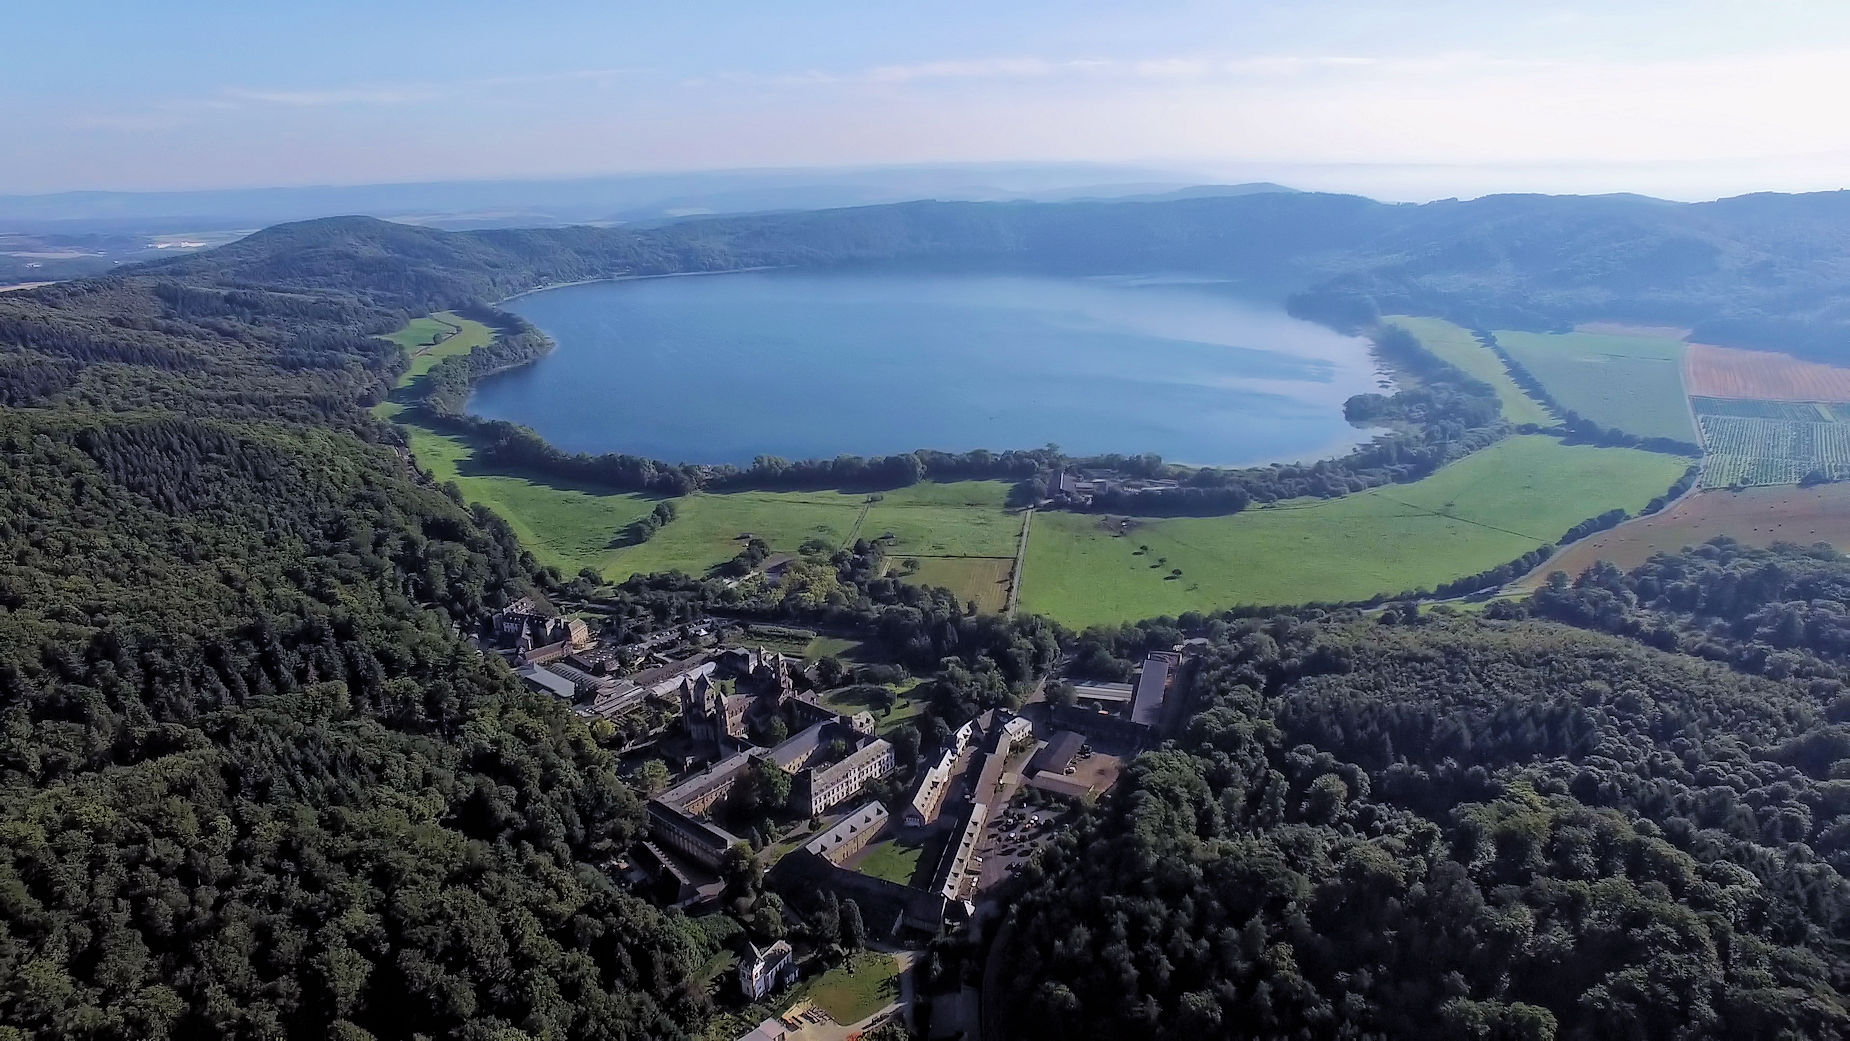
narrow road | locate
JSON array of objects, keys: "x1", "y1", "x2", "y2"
[{"x1": 1004, "y1": 508, "x2": 1033, "y2": 618}]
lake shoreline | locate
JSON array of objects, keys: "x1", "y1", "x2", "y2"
[
  {"x1": 495, "y1": 265, "x2": 789, "y2": 305},
  {"x1": 481, "y1": 270, "x2": 1388, "y2": 469}
]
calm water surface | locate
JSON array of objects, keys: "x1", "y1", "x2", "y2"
[{"x1": 476, "y1": 272, "x2": 1385, "y2": 466}]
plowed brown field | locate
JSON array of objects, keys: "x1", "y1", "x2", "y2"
[
  {"x1": 1685, "y1": 343, "x2": 1850, "y2": 401},
  {"x1": 1516, "y1": 484, "x2": 1850, "y2": 586}
]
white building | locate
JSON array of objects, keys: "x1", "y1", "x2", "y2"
[{"x1": 738, "y1": 940, "x2": 797, "y2": 1001}]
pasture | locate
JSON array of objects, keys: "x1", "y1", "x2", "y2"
[
  {"x1": 1387, "y1": 316, "x2": 1554, "y2": 426},
  {"x1": 1685, "y1": 342, "x2": 1850, "y2": 401},
  {"x1": 1496, "y1": 329, "x2": 1694, "y2": 441},
  {"x1": 1518, "y1": 484, "x2": 1850, "y2": 585},
  {"x1": 1016, "y1": 435, "x2": 1688, "y2": 627}
]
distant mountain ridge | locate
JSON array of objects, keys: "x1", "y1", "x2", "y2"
[{"x1": 136, "y1": 188, "x2": 1850, "y2": 362}]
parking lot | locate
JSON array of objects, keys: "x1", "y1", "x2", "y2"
[{"x1": 973, "y1": 805, "x2": 1065, "y2": 889}]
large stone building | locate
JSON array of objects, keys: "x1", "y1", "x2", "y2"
[
  {"x1": 906, "y1": 749, "x2": 956, "y2": 827},
  {"x1": 646, "y1": 684, "x2": 897, "y2": 867}
]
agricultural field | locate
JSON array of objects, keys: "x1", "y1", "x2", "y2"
[
  {"x1": 1693, "y1": 394, "x2": 1850, "y2": 487},
  {"x1": 1016, "y1": 435, "x2": 1688, "y2": 627},
  {"x1": 1387, "y1": 316, "x2": 1554, "y2": 426},
  {"x1": 1685, "y1": 342, "x2": 1850, "y2": 401},
  {"x1": 1690, "y1": 397, "x2": 1833, "y2": 421},
  {"x1": 905, "y1": 556, "x2": 1015, "y2": 613},
  {"x1": 1518, "y1": 484, "x2": 1850, "y2": 586},
  {"x1": 1496, "y1": 329, "x2": 1694, "y2": 441}
]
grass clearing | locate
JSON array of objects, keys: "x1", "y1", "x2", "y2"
[
  {"x1": 1496, "y1": 329, "x2": 1694, "y2": 441},
  {"x1": 820, "y1": 682, "x2": 927, "y2": 735},
  {"x1": 854, "y1": 837, "x2": 928, "y2": 885},
  {"x1": 802, "y1": 952, "x2": 902, "y2": 1024},
  {"x1": 1017, "y1": 435, "x2": 1688, "y2": 626},
  {"x1": 1387, "y1": 316, "x2": 1554, "y2": 426}
]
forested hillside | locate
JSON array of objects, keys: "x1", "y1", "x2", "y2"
[
  {"x1": 142, "y1": 189, "x2": 1850, "y2": 362},
  {"x1": 1005, "y1": 560, "x2": 1850, "y2": 1038},
  {"x1": 0, "y1": 258, "x2": 714, "y2": 1037}
]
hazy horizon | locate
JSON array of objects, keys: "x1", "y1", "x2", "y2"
[{"x1": 10, "y1": 0, "x2": 1850, "y2": 203}]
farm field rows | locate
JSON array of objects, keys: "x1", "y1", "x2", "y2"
[
  {"x1": 1692, "y1": 395, "x2": 1850, "y2": 487},
  {"x1": 1685, "y1": 342, "x2": 1850, "y2": 401},
  {"x1": 1016, "y1": 435, "x2": 1687, "y2": 627},
  {"x1": 1690, "y1": 397, "x2": 1833, "y2": 421},
  {"x1": 1496, "y1": 329, "x2": 1694, "y2": 441},
  {"x1": 1387, "y1": 316, "x2": 1554, "y2": 426},
  {"x1": 1517, "y1": 484, "x2": 1850, "y2": 586},
  {"x1": 1699, "y1": 414, "x2": 1850, "y2": 487}
]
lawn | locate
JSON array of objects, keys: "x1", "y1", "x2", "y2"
[
  {"x1": 1017, "y1": 435, "x2": 1689, "y2": 626},
  {"x1": 802, "y1": 952, "x2": 902, "y2": 1024},
  {"x1": 854, "y1": 838, "x2": 927, "y2": 885},
  {"x1": 1495, "y1": 329, "x2": 1694, "y2": 441},
  {"x1": 1387, "y1": 316, "x2": 1554, "y2": 426},
  {"x1": 821, "y1": 681, "x2": 926, "y2": 735}
]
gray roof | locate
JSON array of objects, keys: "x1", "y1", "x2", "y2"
[
  {"x1": 517, "y1": 663, "x2": 578, "y2": 700},
  {"x1": 1030, "y1": 730, "x2": 1085, "y2": 775},
  {"x1": 1131, "y1": 653, "x2": 1176, "y2": 727}
]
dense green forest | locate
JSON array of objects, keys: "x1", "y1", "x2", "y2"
[
  {"x1": 1003, "y1": 542, "x2": 1850, "y2": 1039},
  {"x1": 0, "y1": 250, "x2": 730, "y2": 1037}
]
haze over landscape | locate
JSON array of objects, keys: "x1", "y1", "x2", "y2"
[{"x1": 11, "y1": 4, "x2": 1850, "y2": 1041}]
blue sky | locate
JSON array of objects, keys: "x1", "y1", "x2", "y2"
[{"x1": 8, "y1": 0, "x2": 1850, "y2": 198}]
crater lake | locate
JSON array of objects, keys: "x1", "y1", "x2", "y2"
[{"x1": 475, "y1": 271, "x2": 1388, "y2": 466}]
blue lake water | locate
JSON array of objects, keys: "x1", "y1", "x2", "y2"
[{"x1": 477, "y1": 271, "x2": 1387, "y2": 466}]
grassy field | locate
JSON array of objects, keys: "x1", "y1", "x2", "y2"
[
  {"x1": 1387, "y1": 316, "x2": 1554, "y2": 426},
  {"x1": 1521, "y1": 484, "x2": 1850, "y2": 586},
  {"x1": 907, "y1": 556, "x2": 1015, "y2": 613},
  {"x1": 854, "y1": 837, "x2": 928, "y2": 885},
  {"x1": 1496, "y1": 329, "x2": 1694, "y2": 441},
  {"x1": 802, "y1": 952, "x2": 902, "y2": 1024},
  {"x1": 382, "y1": 311, "x2": 494, "y2": 382},
  {"x1": 1017, "y1": 435, "x2": 1688, "y2": 626}
]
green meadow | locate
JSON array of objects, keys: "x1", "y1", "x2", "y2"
[
  {"x1": 375, "y1": 316, "x2": 1022, "y2": 585},
  {"x1": 1016, "y1": 435, "x2": 1687, "y2": 627},
  {"x1": 1387, "y1": 315, "x2": 1555, "y2": 426},
  {"x1": 1495, "y1": 329, "x2": 1693, "y2": 441}
]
